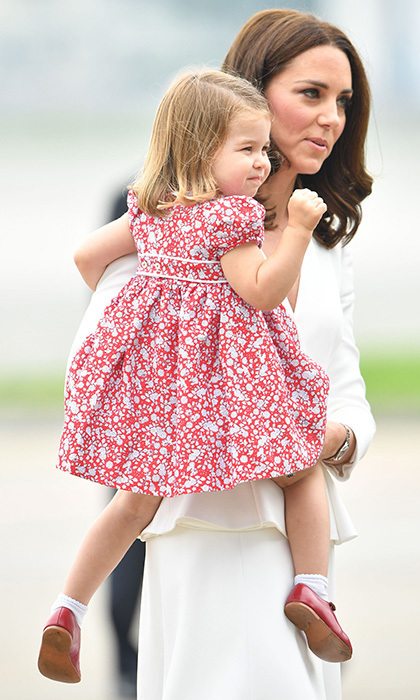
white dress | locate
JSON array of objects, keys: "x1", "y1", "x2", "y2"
[{"x1": 70, "y1": 238, "x2": 375, "y2": 700}]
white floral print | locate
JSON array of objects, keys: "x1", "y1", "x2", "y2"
[{"x1": 57, "y1": 193, "x2": 329, "y2": 497}]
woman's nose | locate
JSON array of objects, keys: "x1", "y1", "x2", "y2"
[{"x1": 317, "y1": 102, "x2": 341, "y2": 129}]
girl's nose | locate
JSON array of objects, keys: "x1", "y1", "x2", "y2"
[{"x1": 254, "y1": 153, "x2": 267, "y2": 168}]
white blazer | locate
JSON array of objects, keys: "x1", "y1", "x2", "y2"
[
  {"x1": 289, "y1": 236, "x2": 376, "y2": 476},
  {"x1": 69, "y1": 238, "x2": 375, "y2": 544}
]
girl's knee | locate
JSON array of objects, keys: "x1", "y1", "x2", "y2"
[{"x1": 113, "y1": 490, "x2": 161, "y2": 519}]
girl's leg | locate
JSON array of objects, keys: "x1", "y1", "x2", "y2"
[
  {"x1": 273, "y1": 465, "x2": 352, "y2": 663},
  {"x1": 62, "y1": 490, "x2": 161, "y2": 604},
  {"x1": 273, "y1": 462, "x2": 329, "y2": 577},
  {"x1": 38, "y1": 491, "x2": 161, "y2": 683}
]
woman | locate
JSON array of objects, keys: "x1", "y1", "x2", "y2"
[{"x1": 69, "y1": 9, "x2": 375, "y2": 700}]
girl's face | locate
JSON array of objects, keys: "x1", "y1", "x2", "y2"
[
  {"x1": 212, "y1": 112, "x2": 271, "y2": 198},
  {"x1": 265, "y1": 45, "x2": 352, "y2": 178}
]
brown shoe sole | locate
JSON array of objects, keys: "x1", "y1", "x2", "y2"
[
  {"x1": 38, "y1": 625, "x2": 81, "y2": 683},
  {"x1": 285, "y1": 601, "x2": 352, "y2": 663}
]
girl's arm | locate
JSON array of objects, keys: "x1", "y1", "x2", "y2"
[
  {"x1": 221, "y1": 189, "x2": 326, "y2": 312},
  {"x1": 74, "y1": 213, "x2": 136, "y2": 290}
]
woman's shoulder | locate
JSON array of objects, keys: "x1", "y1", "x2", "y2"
[
  {"x1": 311, "y1": 237, "x2": 355, "y2": 294},
  {"x1": 313, "y1": 237, "x2": 351, "y2": 265}
]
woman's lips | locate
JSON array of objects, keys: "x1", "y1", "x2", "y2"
[{"x1": 306, "y1": 138, "x2": 328, "y2": 151}]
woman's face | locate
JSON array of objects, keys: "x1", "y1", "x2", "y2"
[{"x1": 265, "y1": 45, "x2": 352, "y2": 177}]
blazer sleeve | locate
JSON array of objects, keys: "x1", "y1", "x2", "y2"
[{"x1": 324, "y1": 244, "x2": 376, "y2": 481}]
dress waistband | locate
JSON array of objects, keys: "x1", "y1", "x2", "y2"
[{"x1": 136, "y1": 254, "x2": 228, "y2": 284}]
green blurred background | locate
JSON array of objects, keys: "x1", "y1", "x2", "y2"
[{"x1": 1, "y1": 350, "x2": 419, "y2": 418}]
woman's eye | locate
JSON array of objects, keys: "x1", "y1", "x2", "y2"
[
  {"x1": 302, "y1": 88, "x2": 319, "y2": 99},
  {"x1": 337, "y1": 95, "x2": 352, "y2": 110}
]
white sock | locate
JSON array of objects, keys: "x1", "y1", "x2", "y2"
[
  {"x1": 51, "y1": 593, "x2": 88, "y2": 627},
  {"x1": 294, "y1": 574, "x2": 329, "y2": 601}
]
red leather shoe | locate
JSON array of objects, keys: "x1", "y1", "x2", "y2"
[
  {"x1": 284, "y1": 583, "x2": 352, "y2": 663},
  {"x1": 38, "y1": 607, "x2": 81, "y2": 683}
]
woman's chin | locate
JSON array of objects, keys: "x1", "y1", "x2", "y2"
[
  {"x1": 275, "y1": 159, "x2": 324, "y2": 180},
  {"x1": 296, "y1": 156, "x2": 329, "y2": 177}
]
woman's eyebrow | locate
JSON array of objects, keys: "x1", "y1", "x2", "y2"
[{"x1": 294, "y1": 79, "x2": 353, "y2": 94}]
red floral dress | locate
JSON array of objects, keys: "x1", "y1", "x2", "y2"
[{"x1": 57, "y1": 193, "x2": 329, "y2": 497}]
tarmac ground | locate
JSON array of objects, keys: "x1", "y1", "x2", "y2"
[{"x1": 1, "y1": 413, "x2": 418, "y2": 699}]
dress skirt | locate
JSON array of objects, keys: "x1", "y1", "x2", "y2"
[{"x1": 137, "y1": 477, "x2": 356, "y2": 700}]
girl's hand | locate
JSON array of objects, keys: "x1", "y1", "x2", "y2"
[
  {"x1": 74, "y1": 213, "x2": 136, "y2": 290},
  {"x1": 287, "y1": 188, "x2": 327, "y2": 233},
  {"x1": 221, "y1": 190, "x2": 326, "y2": 311}
]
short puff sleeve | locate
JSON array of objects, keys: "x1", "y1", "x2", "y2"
[
  {"x1": 209, "y1": 196, "x2": 265, "y2": 258},
  {"x1": 127, "y1": 189, "x2": 140, "y2": 231}
]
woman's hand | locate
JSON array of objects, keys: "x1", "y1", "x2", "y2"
[{"x1": 320, "y1": 421, "x2": 356, "y2": 465}]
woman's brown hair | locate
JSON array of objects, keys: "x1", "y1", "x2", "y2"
[
  {"x1": 131, "y1": 69, "x2": 270, "y2": 217},
  {"x1": 222, "y1": 9, "x2": 373, "y2": 247}
]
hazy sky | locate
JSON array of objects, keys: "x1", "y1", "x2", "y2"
[{"x1": 1, "y1": 0, "x2": 419, "y2": 115}]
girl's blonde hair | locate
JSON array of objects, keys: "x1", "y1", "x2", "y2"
[{"x1": 131, "y1": 69, "x2": 270, "y2": 216}]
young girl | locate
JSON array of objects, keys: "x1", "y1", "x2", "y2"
[{"x1": 38, "y1": 70, "x2": 351, "y2": 684}]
